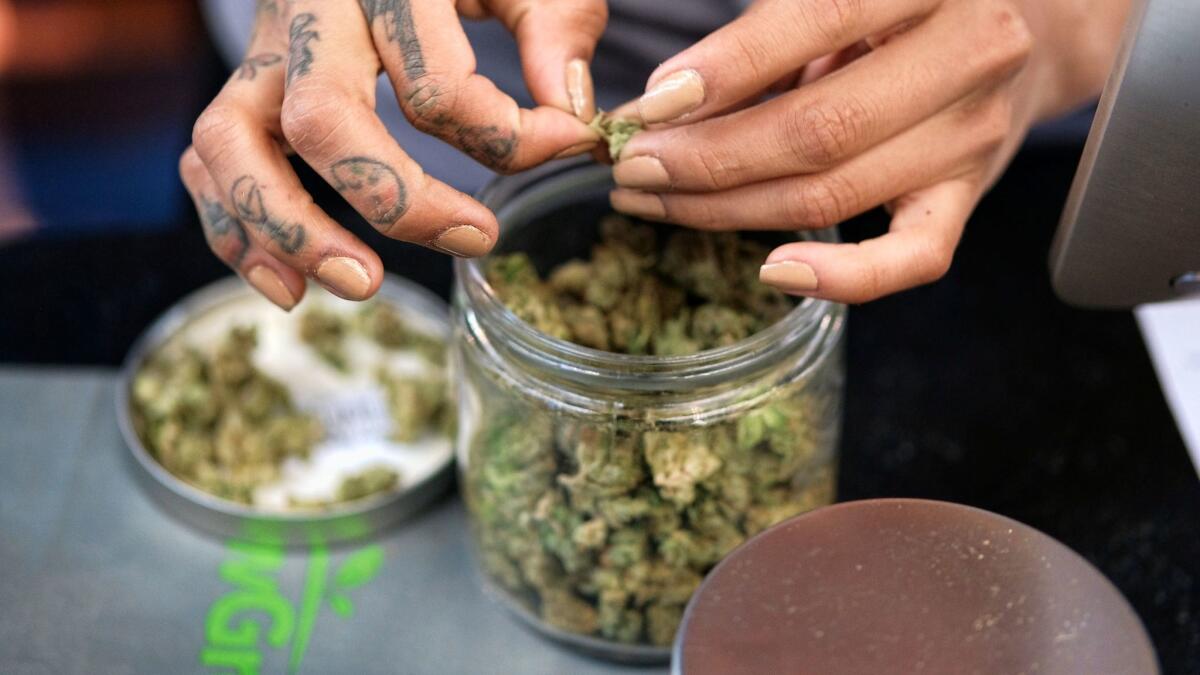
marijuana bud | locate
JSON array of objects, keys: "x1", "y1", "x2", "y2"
[
  {"x1": 485, "y1": 216, "x2": 794, "y2": 357},
  {"x1": 590, "y1": 112, "x2": 644, "y2": 161},
  {"x1": 133, "y1": 326, "x2": 323, "y2": 504},
  {"x1": 299, "y1": 307, "x2": 350, "y2": 371},
  {"x1": 134, "y1": 297, "x2": 453, "y2": 510}
]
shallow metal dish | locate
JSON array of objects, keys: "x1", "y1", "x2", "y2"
[{"x1": 116, "y1": 275, "x2": 455, "y2": 547}]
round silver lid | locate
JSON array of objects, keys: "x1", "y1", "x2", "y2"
[{"x1": 674, "y1": 498, "x2": 1159, "y2": 675}]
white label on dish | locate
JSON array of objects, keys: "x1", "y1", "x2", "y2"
[{"x1": 172, "y1": 289, "x2": 453, "y2": 512}]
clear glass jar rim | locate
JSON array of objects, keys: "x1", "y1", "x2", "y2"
[{"x1": 455, "y1": 159, "x2": 846, "y2": 391}]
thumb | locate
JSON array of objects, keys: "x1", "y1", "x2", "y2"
[{"x1": 490, "y1": 0, "x2": 607, "y2": 121}]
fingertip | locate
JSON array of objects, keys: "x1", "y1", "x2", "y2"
[
  {"x1": 637, "y1": 68, "x2": 706, "y2": 125},
  {"x1": 314, "y1": 255, "x2": 377, "y2": 301},
  {"x1": 509, "y1": 0, "x2": 606, "y2": 113},
  {"x1": 565, "y1": 58, "x2": 596, "y2": 121},
  {"x1": 510, "y1": 106, "x2": 599, "y2": 169},
  {"x1": 759, "y1": 259, "x2": 820, "y2": 295},
  {"x1": 245, "y1": 263, "x2": 301, "y2": 311},
  {"x1": 432, "y1": 225, "x2": 494, "y2": 258}
]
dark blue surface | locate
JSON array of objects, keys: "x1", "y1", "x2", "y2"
[{"x1": 16, "y1": 125, "x2": 188, "y2": 236}]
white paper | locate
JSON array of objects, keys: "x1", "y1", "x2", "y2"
[{"x1": 1136, "y1": 297, "x2": 1200, "y2": 476}]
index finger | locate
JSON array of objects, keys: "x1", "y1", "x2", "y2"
[
  {"x1": 634, "y1": 0, "x2": 941, "y2": 125},
  {"x1": 359, "y1": 0, "x2": 598, "y2": 172}
]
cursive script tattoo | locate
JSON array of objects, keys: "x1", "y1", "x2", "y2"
[
  {"x1": 329, "y1": 158, "x2": 408, "y2": 226},
  {"x1": 452, "y1": 123, "x2": 517, "y2": 171},
  {"x1": 419, "y1": 111, "x2": 517, "y2": 171},
  {"x1": 359, "y1": 0, "x2": 516, "y2": 169},
  {"x1": 358, "y1": 0, "x2": 425, "y2": 79},
  {"x1": 287, "y1": 13, "x2": 320, "y2": 86},
  {"x1": 237, "y1": 53, "x2": 283, "y2": 81},
  {"x1": 230, "y1": 176, "x2": 307, "y2": 254},
  {"x1": 200, "y1": 197, "x2": 250, "y2": 266}
]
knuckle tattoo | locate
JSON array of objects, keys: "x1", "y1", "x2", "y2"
[{"x1": 329, "y1": 157, "x2": 409, "y2": 228}]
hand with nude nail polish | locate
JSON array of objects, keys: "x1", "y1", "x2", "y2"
[
  {"x1": 610, "y1": 0, "x2": 1132, "y2": 304},
  {"x1": 180, "y1": 0, "x2": 606, "y2": 308}
]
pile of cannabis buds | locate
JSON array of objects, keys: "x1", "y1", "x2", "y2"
[
  {"x1": 469, "y1": 215, "x2": 837, "y2": 646},
  {"x1": 131, "y1": 303, "x2": 451, "y2": 507},
  {"x1": 486, "y1": 215, "x2": 795, "y2": 355}
]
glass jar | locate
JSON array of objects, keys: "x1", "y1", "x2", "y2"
[{"x1": 452, "y1": 160, "x2": 846, "y2": 662}]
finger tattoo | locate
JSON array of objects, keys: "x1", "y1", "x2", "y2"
[
  {"x1": 286, "y1": 13, "x2": 320, "y2": 86},
  {"x1": 359, "y1": 0, "x2": 425, "y2": 79},
  {"x1": 330, "y1": 157, "x2": 409, "y2": 226},
  {"x1": 237, "y1": 53, "x2": 283, "y2": 81},
  {"x1": 359, "y1": 1, "x2": 515, "y2": 169},
  {"x1": 230, "y1": 175, "x2": 307, "y2": 254},
  {"x1": 199, "y1": 197, "x2": 250, "y2": 266}
]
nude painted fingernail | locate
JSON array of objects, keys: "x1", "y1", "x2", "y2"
[
  {"x1": 614, "y1": 156, "x2": 670, "y2": 190},
  {"x1": 638, "y1": 69, "x2": 705, "y2": 124},
  {"x1": 246, "y1": 265, "x2": 297, "y2": 310},
  {"x1": 610, "y1": 189, "x2": 666, "y2": 220},
  {"x1": 553, "y1": 140, "x2": 597, "y2": 160},
  {"x1": 759, "y1": 261, "x2": 819, "y2": 293},
  {"x1": 565, "y1": 58, "x2": 596, "y2": 121},
  {"x1": 316, "y1": 256, "x2": 371, "y2": 299},
  {"x1": 434, "y1": 225, "x2": 492, "y2": 258}
]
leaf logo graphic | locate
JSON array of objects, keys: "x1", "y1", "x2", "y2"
[
  {"x1": 327, "y1": 546, "x2": 385, "y2": 617},
  {"x1": 202, "y1": 540, "x2": 387, "y2": 674}
]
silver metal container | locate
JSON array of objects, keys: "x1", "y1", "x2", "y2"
[{"x1": 117, "y1": 275, "x2": 455, "y2": 546}]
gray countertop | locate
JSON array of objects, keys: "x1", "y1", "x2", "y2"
[{"x1": 0, "y1": 367, "x2": 667, "y2": 674}]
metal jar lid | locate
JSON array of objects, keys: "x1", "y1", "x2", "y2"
[
  {"x1": 674, "y1": 498, "x2": 1159, "y2": 675},
  {"x1": 116, "y1": 275, "x2": 455, "y2": 546}
]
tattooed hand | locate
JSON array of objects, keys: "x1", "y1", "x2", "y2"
[{"x1": 181, "y1": 0, "x2": 605, "y2": 309}]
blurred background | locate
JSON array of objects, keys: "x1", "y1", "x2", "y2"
[
  {"x1": 0, "y1": 0, "x2": 468, "y2": 365},
  {"x1": 0, "y1": 0, "x2": 245, "y2": 362},
  {"x1": 0, "y1": 1, "x2": 1194, "y2": 671}
]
